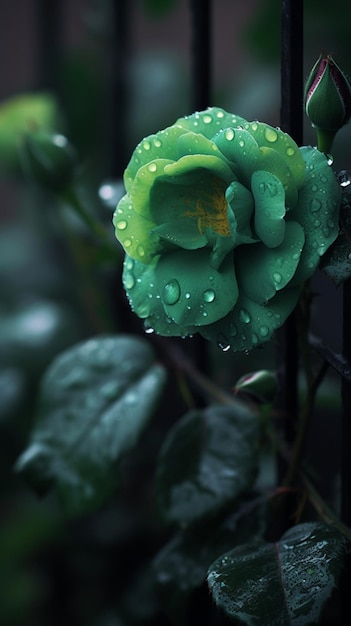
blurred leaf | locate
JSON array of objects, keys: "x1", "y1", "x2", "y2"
[
  {"x1": 155, "y1": 403, "x2": 260, "y2": 526},
  {"x1": 153, "y1": 496, "x2": 268, "y2": 618},
  {"x1": 208, "y1": 522, "x2": 350, "y2": 626},
  {"x1": 15, "y1": 335, "x2": 166, "y2": 517},
  {"x1": 0, "y1": 301, "x2": 80, "y2": 380}
]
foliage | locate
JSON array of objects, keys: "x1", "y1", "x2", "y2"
[{"x1": 2, "y1": 4, "x2": 351, "y2": 626}]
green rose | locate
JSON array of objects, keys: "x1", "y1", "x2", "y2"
[{"x1": 113, "y1": 107, "x2": 341, "y2": 352}]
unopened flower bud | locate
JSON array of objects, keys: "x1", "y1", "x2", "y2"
[
  {"x1": 19, "y1": 131, "x2": 76, "y2": 192},
  {"x1": 233, "y1": 370, "x2": 278, "y2": 405},
  {"x1": 305, "y1": 53, "x2": 351, "y2": 153}
]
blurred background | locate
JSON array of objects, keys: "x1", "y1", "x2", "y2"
[{"x1": 1, "y1": 1, "x2": 351, "y2": 624}]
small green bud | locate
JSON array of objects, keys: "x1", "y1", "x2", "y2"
[
  {"x1": 19, "y1": 131, "x2": 77, "y2": 192},
  {"x1": 233, "y1": 370, "x2": 278, "y2": 405},
  {"x1": 305, "y1": 53, "x2": 351, "y2": 152}
]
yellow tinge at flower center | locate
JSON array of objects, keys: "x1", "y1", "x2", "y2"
[{"x1": 184, "y1": 178, "x2": 230, "y2": 237}]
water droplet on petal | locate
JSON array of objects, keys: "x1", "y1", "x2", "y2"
[
  {"x1": 163, "y1": 279, "x2": 181, "y2": 305},
  {"x1": 203, "y1": 289, "x2": 216, "y2": 303},
  {"x1": 124, "y1": 273, "x2": 135, "y2": 290},
  {"x1": 310, "y1": 198, "x2": 322, "y2": 212},
  {"x1": 224, "y1": 128, "x2": 235, "y2": 141},
  {"x1": 259, "y1": 325, "x2": 269, "y2": 337},
  {"x1": 264, "y1": 127, "x2": 278, "y2": 142},
  {"x1": 286, "y1": 147, "x2": 295, "y2": 156},
  {"x1": 143, "y1": 140, "x2": 151, "y2": 150},
  {"x1": 273, "y1": 272, "x2": 282, "y2": 284},
  {"x1": 239, "y1": 139, "x2": 245, "y2": 148},
  {"x1": 251, "y1": 122, "x2": 258, "y2": 131},
  {"x1": 203, "y1": 114, "x2": 212, "y2": 124},
  {"x1": 239, "y1": 308, "x2": 251, "y2": 323},
  {"x1": 325, "y1": 153, "x2": 334, "y2": 165},
  {"x1": 216, "y1": 110, "x2": 224, "y2": 118},
  {"x1": 148, "y1": 162, "x2": 157, "y2": 172},
  {"x1": 116, "y1": 219, "x2": 127, "y2": 230},
  {"x1": 144, "y1": 323, "x2": 155, "y2": 334},
  {"x1": 185, "y1": 292, "x2": 191, "y2": 299},
  {"x1": 137, "y1": 244, "x2": 145, "y2": 257},
  {"x1": 124, "y1": 238, "x2": 132, "y2": 248},
  {"x1": 154, "y1": 138, "x2": 162, "y2": 148}
]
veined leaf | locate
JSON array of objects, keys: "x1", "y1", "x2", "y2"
[
  {"x1": 155, "y1": 403, "x2": 260, "y2": 526},
  {"x1": 15, "y1": 335, "x2": 166, "y2": 516},
  {"x1": 207, "y1": 522, "x2": 350, "y2": 625}
]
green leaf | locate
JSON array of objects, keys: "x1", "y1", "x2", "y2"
[
  {"x1": 142, "y1": 0, "x2": 179, "y2": 17},
  {"x1": 320, "y1": 184, "x2": 351, "y2": 284},
  {"x1": 208, "y1": 522, "x2": 350, "y2": 626},
  {"x1": 155, "y1": 404, "x2": 260, "y2": 526},
  {"x1": 153, "y1": 497, "x2": 268, "y2": 617},
  {"x1": 15, "y1": 335, "x2": 166, "y2": 517}
]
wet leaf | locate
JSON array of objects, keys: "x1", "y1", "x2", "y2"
[
  {"x1": 15, "y1": 335, "x2": 166, "y2": 516},
  {"x1": 153, "y1": 496, "x2": 268, "y2": 617},
  {"x1": 155, "y1": 403, "x2": 260, "y2": 526},
  {"x1": 208, "y1": 522, "x2": 350, "y2": 626}
]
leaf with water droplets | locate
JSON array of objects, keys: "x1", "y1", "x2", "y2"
[
  {"x1": 155, "y1": 404, "x2": 260, "y2": 526},
  {"x1": 15, "y1": 335, "x2": 166, "y2": 516},
  {"x1": 152, "y1": 497, "x2": 268, "y2": 618},
  {"x1": 208, "y1": 522, "x2": 350, "y2": 626}
]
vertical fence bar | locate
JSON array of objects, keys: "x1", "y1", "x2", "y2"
[
  {"x1": 280, "y1": 0, "x2": 303, "y2": 444},
  {"x1": 109, "y1": 0, "x2": 131, "y2": 177},
  {"x1": 189, "y1": 0, "x2": 211, "y2": 111},
  {"x1": 36, "y1": 0, "x2": 61, "y2": 91}
]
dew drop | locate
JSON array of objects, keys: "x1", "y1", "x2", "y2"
[
  {"x1": 144, "y1": 324, "x2": 155, "y2": 334},
  {"x1": 310, "y1": 198, "x2": 322, "y2": 212},
  {"x1": 116, "y1": 219, "x2": 127, "y2": 230},
  {"x1": 264, "y1": 127, "x2": 278, "y2": 142},
  {"x1": 202, "y1": 310, "x2": 208, "y2": 317},
  {"x1": 124, "y1": 257, "x2": 133, "y2": 270},
  {"x1": 338, "y1": 169, "x2": 351, "y2": 187},
  {"x1": 163, "y1": 279, "x2": 181, "y2": 305},
  {"x1": 273, "y1": 271, "x2": 282, "y2": 284},
  {"x1": 286, "y1": 147, "x2": 295, "y2": 156},
  {"x1": 137, "y1": 244, "x2": 145, "y2": 257},
  {"x1": 259, "y1": 325, "x2": 269, "y2": 337},
  {"x1": 124, "y1": 273, "x2": 135, "y2": 289},
  {"x1": 185, "y1": 292, "x2": 191, "y2": 299},
  {"x1": 217, "y1": 333, "x2": 230, "y2": 351},
  {"x1": 239, "y1": 308, "x2": 251, "y2": 323},
  {"x1": 225, "y1": 128, "x2": 235, "y2": 141},
  {"x1": 124, "y1": 238, "x2": 132, "y2": 248},
  {"x1": 251, "y1": 122, "x2": 258, "y2": 131},
  {"x1": 292, "y1": 252, "x2": 300, "y2": 260},
  {"x1": 325, "y1": 153, "x2": 334, "y2": 165},
  {"x1": 216, "y1": 110, "x2": 224, "y2": 118},
  {"x1": 203, "y1": 114, "x2": 212, "y2": 124},
  {"x1": 311, "y1": 184, "x2": 318, "y2": 192},
  {"x1": 143, "y1": 140, "x2": 151, "y2": 150},
  {"x1": 203, "y1": 289, "x2": 216, "y2": 303},
  {"x1": 239, "y1": 139, "x2": 245, "y2": 148},
  {"x1": 148, "y1": 162, "x2": 157, "y2": 173},
  {"x1": 252, "y1": 333, "x2": 259, "y2": 345},
  {"x1": 154, "y1": 138, "x2": 162, "y2": 148}
]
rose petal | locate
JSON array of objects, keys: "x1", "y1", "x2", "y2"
[
  {"x1": 155, "y1": 247, "x2": 238, "y2": 326},
  {"x1": 252, "y1": 171, "x2": 286, "y2": 248},
  {"x1": 200, "y1": 287, "x2": 301, "y2": 352},
  {"x1": 236, "y1": 221, "x2": 305, "y2": 304},
  {"x1": 176, "y1": 107, "x2": 248, "y2": 140},
  {"x1": 289, "y1": 147, "x2": 341, "y2": 285}
]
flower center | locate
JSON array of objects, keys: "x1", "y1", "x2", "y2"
[{"x1": 184, "y1": 177, "x2": 230, "y2": 237}]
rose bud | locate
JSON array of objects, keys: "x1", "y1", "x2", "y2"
[{"x1": 305, "y1": 53, "x2": 351, "y2": 152}]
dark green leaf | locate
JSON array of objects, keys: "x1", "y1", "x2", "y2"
[
  {"x1": 320, "y1": 182, "x2": 351, "y2": 285},
  {"x1": 155, "y1": 403, "x2": 260, "y2": 526},
  {"x1": 15, "y1": 335, "x2": 166, "y2": 516},
  {"x1": 153, "y1": 496, "x2": 268, "y2": 617},
  {"x1": 208, "y1": 522, "x2": 350, "y2": 626}
]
